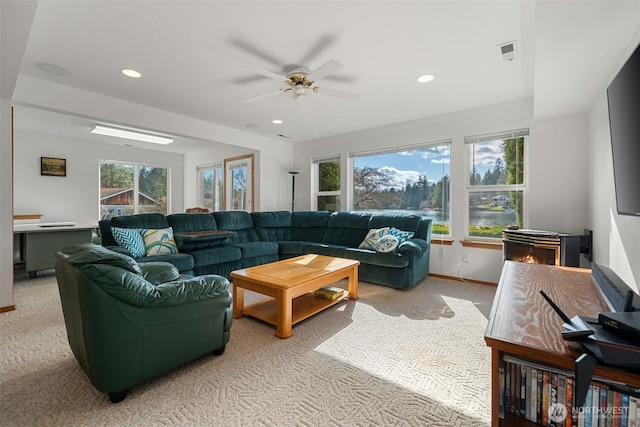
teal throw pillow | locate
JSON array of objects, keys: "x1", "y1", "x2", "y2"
[
  {"x1": 111, "y1": 227, "x2": 146, "y2": 258},
  {"x1": 140, "y1": 227, "x2": 178, "y2": 256},
  {"x1": 388, "y1": 227, "x2": 415, "y2": 245},
  {"x1": 358, "y1": 227, "x2": 390, "y2": 250}
]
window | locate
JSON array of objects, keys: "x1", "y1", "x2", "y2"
[
  {"x1": 99, "y1": 161, "x2": 169, "y2": 218},
  {"x1": 349, "y1": 141, "x2": 451, "y2": 236},
  {"x1": 313, "y1": 157, "x2": 341, "y2": 211},
  {"x1": 465, "y1": 129, "x2": 527, "y2": 239},
  {"x1": 197, "y1": 163, "x2": 223, "y2": 212}
]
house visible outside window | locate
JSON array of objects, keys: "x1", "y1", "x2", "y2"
[
  {"x1": 349, "y1": 140, "x2": 451, "y2": 236},
  {"x1": 197, "y1": 163, "x2": 223, "y2": 212},
  {"x1": 465, "y1": 129, "x2": 528, "y2": 239},
  {"x1": 313, "y1": 157, "x2": 340, "y2": 211},
  {"x1": 99, "y1": 161, "x2": 169, "y2": 218}
]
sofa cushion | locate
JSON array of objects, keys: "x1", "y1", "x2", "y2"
[
  {"x1": 187, "y1": 246, "x2": 242, "y2": 268},
  {"x1": 136, "y1": 253, "x2": 194, "y2": 273},
  {"x1": 111, "y1": 227, "x2": 146, "y2": 258},
  {"x1": 111, "y1": 213, "x2": 169, "y2": 229},
  {"x1": 369, "y1": 212, "x2": 421, "y2": 234},
  {"x1": 139, "y1": 262, "x2": 180, "y2": 284},
  {"x1": 167, "y1": 213, "x2": 218, "y2": 232},
  {"x1": 323, "y1": 211, "x2": 371, "y2": 247},
  {"x1": 291, "y1": 211, "x2": 330, "y2": 242},
  {"x1": 252, "y1": 211, "x2": 291, "y2": 242},
  {"x1": 141, "y1": 227, "x2": 179, "y2": 255},
  {"x1": 302, "y1": 242, "x2": 346, "y2": 258},
  {"x1": 358, "y1": 227, "x2": 390, "y2": 250},
  {"x1": 213, "y1": 211, "x2": 259, "y2": 243},
  {"x1": 233, "y1": 241, "x2": 280, "y2": 259},
  {"x1": 344, "y1": 247, "x2": 409, "y2": 268}
]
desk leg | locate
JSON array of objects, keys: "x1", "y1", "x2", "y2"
[
  {"x1": 233, "y1": 282, "x2": 244, "y2": 319},
  {"x1": 348, "y1": 265, "x2": 359, "y2": 300},
  {"x1": 275, "y1": 290, "x2": 293, "y2": 339}
]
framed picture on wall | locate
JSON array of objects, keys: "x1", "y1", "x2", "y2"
[{"x1": 41, "y1": 157, "x2": 66, "y2": 177}]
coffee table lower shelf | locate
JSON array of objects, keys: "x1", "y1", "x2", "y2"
[{"x1": 243, "y1": 292, "x2": 349, "y2": 329}]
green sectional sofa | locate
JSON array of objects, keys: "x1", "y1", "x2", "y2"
[{"x1": 99, "y1": 210, "x2": 432, "y2": 290}]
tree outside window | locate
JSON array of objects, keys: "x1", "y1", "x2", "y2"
[
  {"x1": 314, "y1": 158, "x2": 341, "y2": 211},
  {"x1": 466, "y1": 132, "x2": 527, "y2": 239},
  {"x1": 351, "y1": 143, "x2": 451, "y2": 235},
  {"x1": 100, "y1": 161, "x2": 168, "y2": 218}
]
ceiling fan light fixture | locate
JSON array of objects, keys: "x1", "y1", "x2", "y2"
[
  {"x1": 272, "y1": 119, "x2": 283, "y2": 124},
  {"x1": 91, "y1": 125, "x2": 173, "y2": 145},
  {"x1": 417, "y1": 74, "x2": 435, "y2": 83}
]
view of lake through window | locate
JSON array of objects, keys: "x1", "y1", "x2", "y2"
[
  {"x1": 467, "y1": 135, "x2": 526, "y2": 238},
  {"x1": 352, "y1": 143, "x2": 450, "y2": 235}
]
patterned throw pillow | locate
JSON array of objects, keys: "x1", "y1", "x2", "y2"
[
  {"x1": 358, "y1": 227, "x2": 390, "y2": 250},
  {"x1": 140, "y1": 227, "x2": 178, "y2": 256},
  {"x1": 375, "y1": 234, "x2": 399, "y2": 253},
  {"x1": 388, "y1": 227, "x2": 415, "y2": 245},
  {"x1": 111, "y1": 227, "x2": 146, "y2": 258}
]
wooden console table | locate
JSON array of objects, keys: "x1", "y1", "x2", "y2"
[{"x1": 484, "y1": 261, "x2": 640, "y2": 426}]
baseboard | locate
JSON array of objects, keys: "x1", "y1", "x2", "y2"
[
  {"x1": 0, "y1": 305, "x2": 16, "y2": 313},
  {"x1": 428, "y1": 273, "x2": 497, "y2": 287}
]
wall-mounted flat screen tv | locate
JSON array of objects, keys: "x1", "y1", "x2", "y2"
[{"x1": 606, "y1": 43, "x2": 640, "y2": 217}]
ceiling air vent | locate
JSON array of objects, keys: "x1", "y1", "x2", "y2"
[{"x1": 498, "y1": 40, "x2": 517, "y2": 62}]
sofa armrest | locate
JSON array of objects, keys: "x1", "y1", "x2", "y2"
[
  {"x1": 79, "y1": 264, "x2": 231, "y2": 308},
  {"x1": 397, "y1": 239, "x2": 428, "y2": 256}
]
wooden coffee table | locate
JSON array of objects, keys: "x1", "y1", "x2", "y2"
[{"x1": 231, "y1": 254, "x2": 359, "y2": 339}]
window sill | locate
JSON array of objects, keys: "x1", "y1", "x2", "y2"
[
  {"x1": 461, "y1": 240, "x2": 502, "y2": 250},
  {"x1": 430, "y1": 238, "x2": 453, "y2": 246}
]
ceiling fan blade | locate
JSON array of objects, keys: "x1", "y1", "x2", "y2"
[
  {"x1": 299, "y1": 35, "x2": 335, "y2": 64},
  {"x1": 230, "y1": 38, "x2": 283, "y2": 67},
  {"x1": 244, "y1": 65, "x2": 288, "y2": 82},
  {"x1": 314, "y1": 86, "x2": 360, "y2": 102},
  {"x1": 308, "y1": 59, "x2": 343, "y2": 81},
  {"x1": 244, "y1": 89, "x2": 282, "y2": 103}
]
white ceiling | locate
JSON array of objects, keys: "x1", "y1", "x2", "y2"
[{"x1": 8, "y1": 1, "x2": 640, "y2": 153}]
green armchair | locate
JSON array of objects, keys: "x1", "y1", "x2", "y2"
[{"x1": 55, "y1": 243, "x2": 232, "y2": 403}]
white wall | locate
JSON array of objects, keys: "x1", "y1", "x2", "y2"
[
  {"x1": 183, "y1": 141, "x2": 293, "y2": 212},
  {"x1": 13, "y1": 129, "x2": 185, "y2": 223},
  {"x1": 1, "y1": 98, "x2": 14, "y2": 309},
  {"x1": 293, "y1": 99, "x2": 592, "y2": 283}
]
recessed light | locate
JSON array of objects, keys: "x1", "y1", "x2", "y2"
[
  {"x1": 272, "y1": 119, "x2": 283, "y2": 124},
  {"x1": 122, "y1": 68, "x2": 142, "y2": 78},
  {"x1": 417, "y1": 74, "x2": 435, "y2": 83}
]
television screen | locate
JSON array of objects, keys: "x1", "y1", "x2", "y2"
[{"x1": 606, "y1": 43, "x2": 640, "y2": 217}]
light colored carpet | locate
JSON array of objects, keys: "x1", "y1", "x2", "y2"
[{"x1": 1, "y1": 269, "x2": 495, "y2": 426}]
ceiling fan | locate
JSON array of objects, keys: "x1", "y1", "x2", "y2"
[{"x1": 243, "y1": 59, "x2": 359, "y2": 104}]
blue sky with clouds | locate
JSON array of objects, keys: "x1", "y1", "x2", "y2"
[
  {"x1": 353, "y1": 141, "x2": 504, "y2": 190},
  {"x1": 354, "y1": 146, "x2": 451, "y2": 190}
]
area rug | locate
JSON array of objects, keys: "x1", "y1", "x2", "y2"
[{"x1": 1, "y1": 270, "x2": 495, "y2": 426}]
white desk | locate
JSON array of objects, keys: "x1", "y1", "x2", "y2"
[{"x1": 14, "y1": 223, "x2": 94, "y2": 278}]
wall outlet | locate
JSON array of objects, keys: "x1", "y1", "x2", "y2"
[{"x1": 463, "y1": 254, "x2": 470, "y2": 264}]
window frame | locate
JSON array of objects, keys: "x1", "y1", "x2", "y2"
[
  {"x1": 312, "y1": 156, "x2": 341, "y2": 211},
  {"x1": 464, "y1": 129, "x2": 529, "y2": 241},
  {"x1": 348, "y1": 140, "x2": 452, "y2": 238},
  {"x1": 196, "y1": 162, "x2": 223, "y2": 212},
  {"x1": 99, "y1": 160, "x2": 170, "y2": 219}
]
